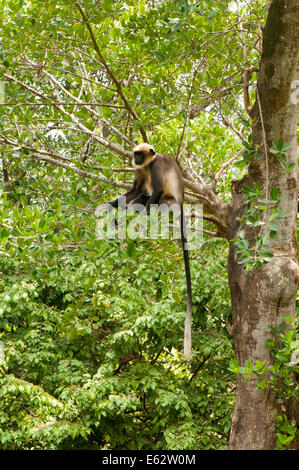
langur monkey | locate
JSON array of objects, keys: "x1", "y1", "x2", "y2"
[{"x1": 108, "y1": 143, "x2": 193, "y2": 360}]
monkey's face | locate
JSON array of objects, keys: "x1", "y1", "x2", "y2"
[
  {"x1": 133, "y1": 144, "x2": 155, "y2": 168},
  {"x1": 134, "y1": 151, "x2": 146, "y2": 166}
]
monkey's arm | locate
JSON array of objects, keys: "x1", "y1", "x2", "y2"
[
  {"x1": 108, "y1": 177, "x2": 142, "y2": 208},
  {"x1": 145, "y1": 166, "x2": 163, "y2": 215}
]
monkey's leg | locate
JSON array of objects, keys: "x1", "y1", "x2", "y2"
[
  {"x1": 130, "y1": 193, "x2": 150, "y2": 213},
  {"x1": 107, "y1": 187, "x2": 142, "y2": 226},
  {"x1": 108, "y1": 187, "x2": 139, "y2": 209},
  {"x1": 145, "y1": 190, "x2": 164, "y2": 215}
]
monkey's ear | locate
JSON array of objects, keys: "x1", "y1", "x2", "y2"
[{"x1": 150, "y1": 148, "x2": 155, "y2": 155}]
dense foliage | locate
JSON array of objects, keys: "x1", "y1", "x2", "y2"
[{"x1": 0, "y1": 174, "x2": 233, "y2": 449}]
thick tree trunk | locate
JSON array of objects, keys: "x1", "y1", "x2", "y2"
[{"x1": 228, "y1": 0, "x2": 299, "y2": 449}]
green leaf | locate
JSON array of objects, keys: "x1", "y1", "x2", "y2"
[
  {"x1": 0, "y1": 227, "x2": 10, "y2": 241},
  {"x1": 234, "y1": 160, "x2": 248, "y2": 170},
  {"x1": 286, "y1": 162, "x2": 295, "y2": 172},
  {"x1": 153, "y1": 51, "x2": 165, "y2": 61},
  {"x1": 256, "y1": 380, "x2": 268, "y2": 389},
  {"x1": 228, "y1": 359, "x2": 240, "y2": 373},
  {"x1": 281, "y1": 143, "x2": 291, "y2": 152},
  {"x1": 240, "y1": 118, "x2": 251, "y2": 128},
  {"x1": 277, "y1": 433, "x2": 288, "y2": 444},
  {"x1": 126, "y1": 241, "x2": 137, "y2": 257},
  {"x1": 270, "y1": 186, "x2": 279, "y2": 201}
]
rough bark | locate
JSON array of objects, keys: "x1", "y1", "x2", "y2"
[{"x1": 228, "y1": 0, "x2": 299, "y2": 449}]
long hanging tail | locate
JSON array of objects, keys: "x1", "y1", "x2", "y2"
[{"x1": 181, "y1": 206, "x2": 192, "y2": 360}]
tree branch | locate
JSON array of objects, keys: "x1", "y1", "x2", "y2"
[
  {"x1": 0, "y1": 135, "x2": 131, "y2": 191},
  {"x1": 213, "y1": 149, "x2": 243, "y2": 189},
  {"x1": 72, "y1": 1, "x2": 148, "y2": 143},
  {"x1": 4, "y1": 73, "x2": 132, "y2": 160},
  {"x1": 0, "y1": 133, "x2": 72, "y2": 163},
  {"x1": 25, "y1": 58, "x2": 134, "y2": 147},
  {"x1": 183, "y1": 177, "x2": 231, "y2": 233},
  {"x1": 0, "y1": 102, "x2": 125, "y2": 108},
  {"x1": 220, "y1": 114, "x2": 244, "y2": 140},
  {"x1": 203, "y1": 215, "x2": 228, "y2": 236},
  {"x1": 1, "y1": 128, "x2": 230, "y2": 238},
  {"x1": 2, "y1": 71, "x2": 231, "y2": 233},
  {"x1": 176, "y1": 61, "x2": 203, "y2": 159}
]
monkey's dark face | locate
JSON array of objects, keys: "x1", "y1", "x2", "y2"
[
  {"x1": 134, "y1": 151, "x2": 146, "y2": 166},
  {"x1": 133, "y1": 144, "x2": 156, "y2": 168},
  {"x1": 133, "y1": 147, "x2": 155, "y2": 168}
]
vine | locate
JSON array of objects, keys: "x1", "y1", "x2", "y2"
[
  {"x1": 229, "y1": 317, "x2": 299, "y2": 449},
  {"x1": 230, "y1": 136, "x2": 298, "y2": 449},
  {"x1": 233, "y1": 138, "x2": 290, "y2": 272}
]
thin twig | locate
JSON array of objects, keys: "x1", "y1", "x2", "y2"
[
  {"x1": 0, "y1": 134, "x2": 131, "y2": 190},
  {"x1": 37, "y1": 61, "x2": 134, "y2": 147},
  {"x1": 213, "y1": 149, "x2": 243, "y2": 189},
  {"x1": 220, "y1": 114, "x2": 244, "y2": 140},
  {"x1": 176, "y1": 62, "x2": 201, "y2": 159},
  {"x1": 0, "y1": 102, "x2": 125, "y2": 108},
  {"x1": 4, "y1": 73, "x2": 132, "y2": 159},
  {"x1": 189, "y1": 354, "x2": 211, "y2": 382}
]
